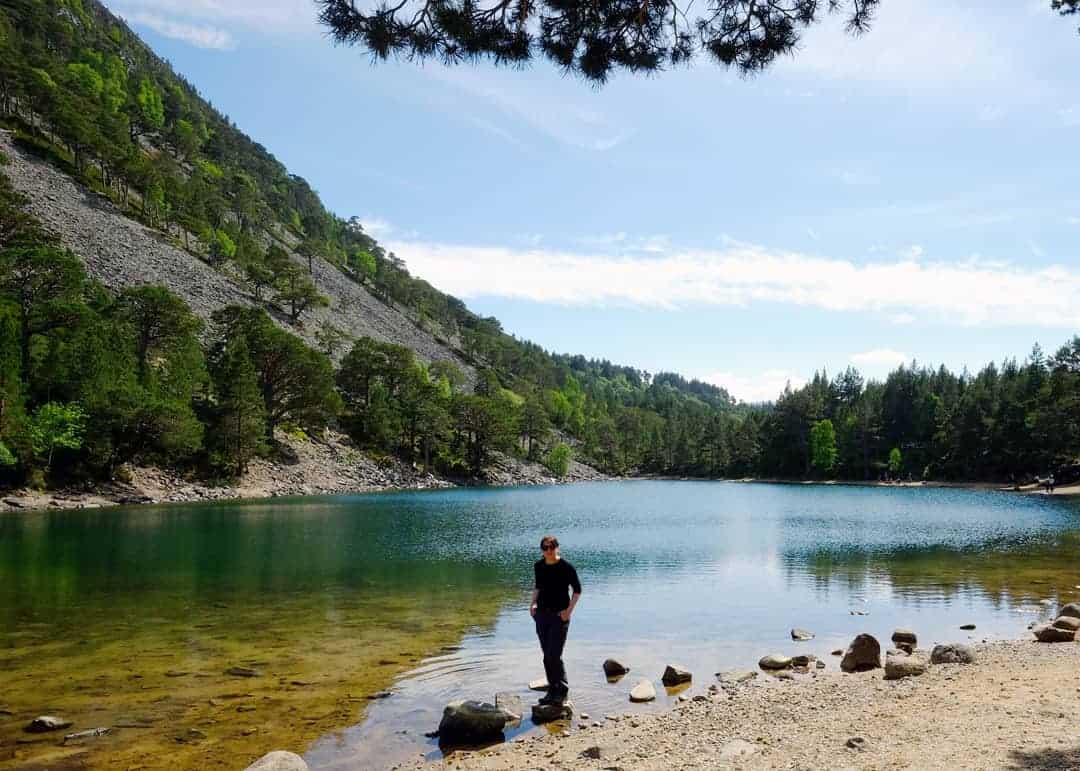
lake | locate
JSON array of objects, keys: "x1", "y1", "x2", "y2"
[{"x1": 1, "y1": 481, "x2": 1078, "y2": 770}]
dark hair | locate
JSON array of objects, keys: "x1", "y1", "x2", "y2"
[{"x1": 540, "y1": 535, "x2": 559, "y2": 549}]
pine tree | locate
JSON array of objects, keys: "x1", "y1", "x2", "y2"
[{"x1": 209, "y1": 335, "x2": 266, "y2": 477}]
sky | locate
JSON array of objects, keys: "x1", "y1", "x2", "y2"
[{"x1": 106, "y1": 0, "x2": 1080, "y2": 402}]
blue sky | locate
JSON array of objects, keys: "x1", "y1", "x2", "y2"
[{"x1": 108, "y1": 1, "x2": 1080, "y2": 401}]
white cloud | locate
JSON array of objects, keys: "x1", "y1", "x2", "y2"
[
  {"x1": 899, "y1": 244, "x2": 924, "y2": 260},
  {"x1": 851, "y1": 349, "x2": 910, "y2": 368},
  {"x1": 117, "y1": 11, "x2": 234, "y2": 49},
  {"x1": 701, "y1": 370, "x2": 808, "y2": 404},
  {"x1": 384, "y1": 236, "x2": 1080, "y2": 328}
]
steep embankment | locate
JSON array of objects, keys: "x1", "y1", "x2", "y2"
[{"x1": 0, "y1": 130, "x2": 472, "y2": 375}]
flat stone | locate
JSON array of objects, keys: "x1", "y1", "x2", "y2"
[
  {"x1": 716, "y1": 670, "x2": 758, "y2": 686},
  {"x1": 495, "y1": 692, "x2": 522, "y2": 723},
  {"x1": 1052, "y1": 616, "x2": 1080, "y2": 631},
  {"x1": 959, "y1": 624, "x2": 976, "y2": 631},
  {"x1": 225, "y1": 666, "x2": 261, "y2": 678},
  {"x1": 661, "y1": 665, "x2": 691, "y2": 686},
  {"x1": 1033, "y1": 623, "x2": 1076, "y2": 643},
  {"x1": 629, "y1": 680, "x2": 656, "y2": 702},
  {"x1": 25, "y1": 716, "x2": 73, "y2": 733},
  {"x1": 1059, "y1": 603, "x2": 1080, "y2": 619},
  {"x1": 531, "y1": 701, "x2": 573, "y2": 724},
  {"x1": 930, "y1": 643, "x2": 976, "y2": 665},
  {"x1": 884, "y1": 650, "x2": 929, "y2": 680},
  {"x1": 790, "y1": 628, "x2": 814, "y2": 641},
  {"x1": 758, "y1": 654, "x2": 793, "y2": 670},
  {"x1": 243, "y1": 751, "x2": 309, "y2": 771},
  {"x1": 846, "y1": 737, "x2": 868, "y2": 751},
  {"x1": 528, "y1": 679, "x2": 549, "y2": 691}
]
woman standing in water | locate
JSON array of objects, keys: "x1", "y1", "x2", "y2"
[{"x1": 529, "y1": 535, "x2": 581, "y2": 705}]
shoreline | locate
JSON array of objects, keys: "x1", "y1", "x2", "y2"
[
  {"x1": 0, "y1": 430, "x2": 607, "y2": 515},
  {"x1": 5, "y1": 459, "x2": 1078, "y2": 515},
  {"x1": 405, "y1": 635, "x2": 1080, "y2": 771}
]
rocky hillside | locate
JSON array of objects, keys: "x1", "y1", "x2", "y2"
[{"x1": 0, "y1": 129, "x2": 473, "y2": 377}]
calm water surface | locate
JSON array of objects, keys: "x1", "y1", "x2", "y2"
[{"x1": 1, "y1": 481, "x2": 1078, "y2": 770}]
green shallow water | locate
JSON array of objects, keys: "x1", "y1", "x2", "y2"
[{"x1": 1, "y1": 482, "x2": 1078, "y2": 770}]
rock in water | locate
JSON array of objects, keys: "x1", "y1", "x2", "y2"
[
  {"x1": 531, "y1": 701, "x2": 573, "y2": 724},
  {"x1": 1033, "y1": 624, "x2": 1076, "y2": 643},
  {"x1": 661, "y1": 665, "x2": 691, "y2": 686},
  {"x1": 244, "y1": 751, "x2": 309, "y2": 771},
  {"x1": 528, "y1": 678, "x2": 549, "y2": 691},
  {"x1": 437, "y1": 700, "x2": 511, "y2": 744},
  {"x1": 758, "y1": 654, "x2": 793, "y2": 670},
  {"x1": 891, "y1": 628, "x2": 917, "y2": 646},
  {"x1": 1052, "y1": 616, "x2": 1080, "y2": 631},
  {"x1": 629, "y1": 680, "x2": 656, "y2": 702},
  {"x1": 791, "y1": 628, "x2": 815, "y2": 641},
  {"x1": 930, "y1": 644, "x2": 976, "y2": 665},
  {"x1": 790, "y1": 654, "x2": 816, "y2": 668},
  {"x1": 495, "y1": 692, "x2": 522, "y2": 723},
  {"x1": 840, "y1": 634, "x2": 882, "y2": 673},
  {"x1": 226, "y1": 666, "x2": 261, "y2": 678},
  {"x1": 63, "y1": 727, "x2": 111, "y2": 744},
  {"x1": 884, "y1": 650, "x2": 929, "y2": 680},
  {"x1": 1058, "y1": 603, "x2": 1080, "y2": 619},
  {"x1": 25, "y1": 716, "x2": 73, "y2": 733},
  {"x1": 602, "y1": 658, "x2": 630, "y2": 677},
  {"x1": 959, "y1": 624, "x2": 976, "y2": 631}
]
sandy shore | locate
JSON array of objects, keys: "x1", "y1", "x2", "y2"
[{"x1": 415, "y1": 638, "x2": 1080, "y2": 771}]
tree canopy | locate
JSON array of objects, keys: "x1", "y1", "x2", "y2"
[{"x1": 318, "y1": 0, "x2": 1078, "y2": 83}]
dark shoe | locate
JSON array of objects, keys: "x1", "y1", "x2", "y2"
[{"x1": 537, "y1": 693, "x2": 558, "y2": 705}]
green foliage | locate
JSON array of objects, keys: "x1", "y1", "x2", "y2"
[
  {"x1": 208, "y1": 334, "x2": 266, "y2": 476},
  {"x1": 888, "y1": 447, "x2": 903, "y2": 475},
  {"x1": 0, "y1": 440, "x2": 15, "y2": 467},
  {"x1": 544, "y1": 442, "x2": 572, "y2": 478},
  {"x1": 207, "y1": 228, "x2": 235, "y2": 264},
  {"x1": 29, "y1": 401, "x2": 86, "y2": 470},
  {"x1": 809, "y1": 419, "x2": 838, "y2": 473}
]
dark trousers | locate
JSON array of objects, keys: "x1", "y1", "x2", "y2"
[{"x1": 535, "y1": 610, "x2": 570, "y2": 696}]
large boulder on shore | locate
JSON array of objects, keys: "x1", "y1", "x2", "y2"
[
  {"x1": 1058, "y1": 603, "x2": 1080, "y2": 619},
  {"x1": 661, "y1": 665, "x2": 691, "y2": 686},
  {"x1": 884, "y1": 650, "x2": 929, "y2": 680},
  {"x1": 603, "y1": 658, "x2": 630, "y2": 677},
  {"x1": 1033, "y1": 624, "x2": 1076, "y2": 643},
  {"x1": 1052, "y1": 616, "x2": 1080, "y2": 631},
  {"x1": 437, "y1": 700, "x2": 511, "y2": 744},
  {"x1": 244, "y1": 752, "x2": 309, "y2": 771},
  {"x1": 759, "y1": 654, "x2": 793, "y2": 670},
  {"x1": 840, "y1": 634, "x2": 882, "y2": 673},
  {"x1": 930, "y1": 643, "x2": 976, "y2": 665}
]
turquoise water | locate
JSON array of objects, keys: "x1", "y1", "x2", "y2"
[{"x1": 1, "y1": 482, "x2": 1078, "y2": 769}]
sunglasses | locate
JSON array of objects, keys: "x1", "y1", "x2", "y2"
[{"x1": 541, "y1": 544, "x2": 557, "y2": 551}]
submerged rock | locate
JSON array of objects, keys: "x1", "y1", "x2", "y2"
[
  {"x1": 840, "y1": 634, "x2": 882, "y2": 673},
  {"x1": 437, "y1": 700, "x2": 512, "y2": 744},
  {"x1": 225, "y1": 666, "x2": 261, "y2": 678},
  {"x1": 931, "y1": 644, "x2": 976, "y2": 665},
  {"x1": 884, "y1": 650, "x2": 929, "y2": 680},
  {"x1": 25, "y1": 716, "x2": 73, "y2": 733},
  {"x1": 243, "y1": 751, "x2": 309, "y2": 771},
  {"x1": 758, "y1": 654, "x2": 793, "y2": 670},
  {"x1": 629, "y1": 680, "x2": 656, "y2": 702},
  {"x1": 1033, "y1": 624, "x2": 1076, "y2": 643},
  {"x1": 791, "y1": 628, "x2": 815, "y2": 641},
  {"x1": 602, "y1": 658, "x2": 630, "y2": 677},
  {"x1": 661, "y1": 665, "x2": 692, "y2": 686}
]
